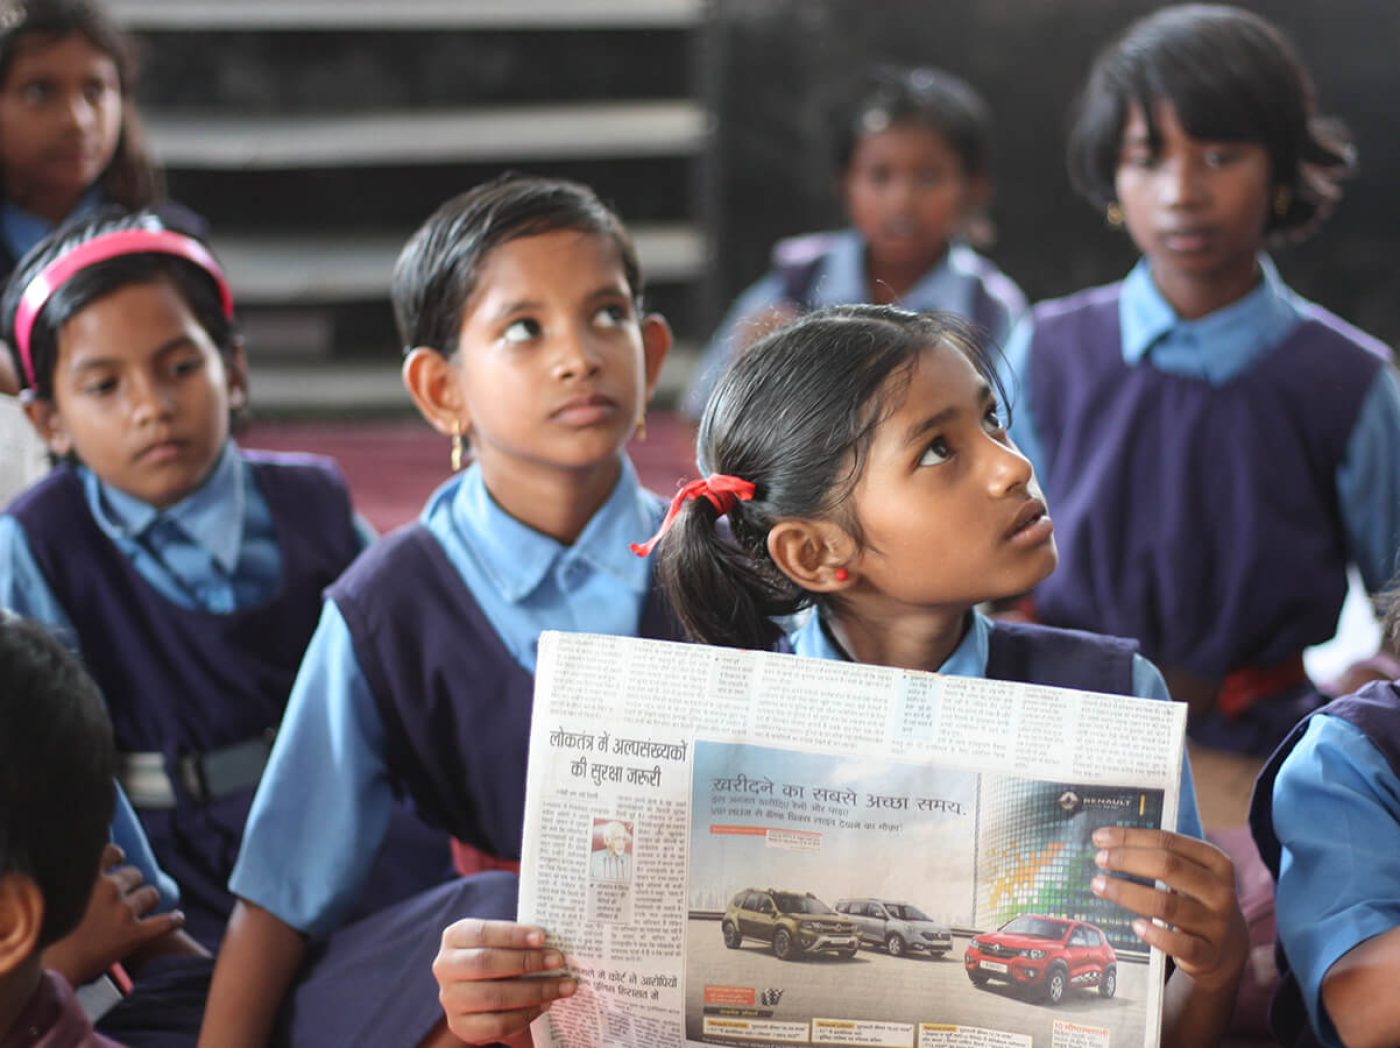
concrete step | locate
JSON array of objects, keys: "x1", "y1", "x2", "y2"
[
  {"x1": 210, "y1": 224, "x2": 707, "y2": 306},
  {"x1": 146, "y1": 100, "x2": 708, "y2": 170},
  {"x1": 110, "y1": 0, "x2": 702, "y2": 30},
  {"x1": 245, "y1": 343, "x2": 699, "y2": 415}
]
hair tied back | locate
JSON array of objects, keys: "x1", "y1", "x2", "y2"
[{"x1": 630, "y1": 474, "x2": 755, "y2": 558}]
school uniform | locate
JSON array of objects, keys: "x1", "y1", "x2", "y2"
[
  {"x1": 789, "y1": 609, "x2": 1204, "y2": 839},
  {"x1": 229, "y1": 458, "x2": 685, "y2": 1048},
  {"x1": 0, "y1": 443, "x2": 376, "y2": 949},
  {"x1": 1249, "y1": 680, "x2": 1400, "y2": 1048},
  {"x1": 682, "y1": 230, "x2": 1026, "y2": 417},
  {"x1": 1003, "y1": 258, "x2": 1400, "y2": 756}
]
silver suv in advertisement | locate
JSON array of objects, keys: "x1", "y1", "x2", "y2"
[{"x1": 834, "y1": 898, "x2": 953, "y2": 958}]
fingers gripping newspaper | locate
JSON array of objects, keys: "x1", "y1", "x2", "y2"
[{"x1": 519, "y1": 632, "x2": 1187, "y2": 1048}]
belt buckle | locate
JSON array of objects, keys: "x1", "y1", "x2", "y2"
[{"x1": 178, "y1": 752, "x2": 210, "y2": 805}]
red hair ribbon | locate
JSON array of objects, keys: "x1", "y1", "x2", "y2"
[
  {"x1": 630, "y1": 474, "x2": 756, "y2": 557},
  {"x1": 13, "y1": 228, "x2": 234, "y2": 389}
]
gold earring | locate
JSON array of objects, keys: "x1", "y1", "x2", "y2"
[
  {"x1": 449, "y1": 420, "x2": 465, "y2": 472},
  {"x1": 1273, "y1": 185, "x2": 1292, "y2": 217},
  {"x1": 1105, "y1": 202, "x2": 1124, "y2": 229},
  {"x1": 634, "y1": 413, "x2": 648, "y2": 443}
]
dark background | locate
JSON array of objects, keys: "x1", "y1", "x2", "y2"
[{"x1": 703, "y1": 0, "x2": 1400, "y2": 347}]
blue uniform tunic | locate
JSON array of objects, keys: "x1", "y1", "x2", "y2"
[
  {"x1": 1003, "y1": 259, "x2": 1400, "y2": 755},
  {"x1": 0, "y1": 445, "x2": 367, "y2": 949}
]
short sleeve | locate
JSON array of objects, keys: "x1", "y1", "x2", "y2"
[
  {"x1": 1272, "y1": 715, "x2": 1400, "y2": 1047},
  {"x1": 229, "y1": 601, "x2": 396, "y2": 938}
]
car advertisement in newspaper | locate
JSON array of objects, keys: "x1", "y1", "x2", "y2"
[{"x1": 519, "y1": 632, "x2": 1187, "y2": 1048}]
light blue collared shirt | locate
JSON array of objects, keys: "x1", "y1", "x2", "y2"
[
  {"x1": 1272, "y1": 714, "x2": 1400, "y2": 1047},
  {"x1": 0, "y1": 442, "x2": 376, "y2": 634},
  {"x1": 683, "y1": 229, "x2": 1026, "y2": 417},
  {"x1": 230, "y1": 458, "x2": 665, "y2": 937},
  {"x1": 1002, "y1": 257, "x2": 1400, "y2": 594},
  {"x1": 789, "y1": 610, "x2": 1203, "y2": 839}
]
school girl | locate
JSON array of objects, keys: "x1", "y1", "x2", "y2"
[
  {"x1": 633, "y1": 306, "x2": 1242, "y2": 1048},
  {"x1": 0, "y1": 210, "x2": 374, "y2": 955},
  {"x1": 1002, "y1": 4, "x2": 1400, "y2": 757},
  {"x1": 200, "y1": 175, "x2": 683, "y2": 1048},
  {"x1": 0, "y1": 0, "x2": 204, "y2": 284},
  {"x1": 1250, "y1": 595, "x2": 1400, "y2": 1048},
  {"x1": 681, "y1": 65, "x2": 1024, "y2": 419}
]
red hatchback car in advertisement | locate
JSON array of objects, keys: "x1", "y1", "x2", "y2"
[{"x1": 964, "y1": 915, "x2": 1117, "y2": 1005}]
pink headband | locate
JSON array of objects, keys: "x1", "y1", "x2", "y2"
[{"x1": 13, "y1": 228, "x2": 235, "y2": 389}]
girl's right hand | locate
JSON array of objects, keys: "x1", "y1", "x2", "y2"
[
  {"x1": 433, "y1": 918, "x2": 576, "y2": 1046},
  {"x1": 42, "y1": 843, "x2": 187, "y2": 986}
]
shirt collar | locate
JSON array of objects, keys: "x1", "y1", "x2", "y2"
[
  {"x1": 1119, "y1": 255, "x2": 1301, "y2": 383},
  {"x1": 82, "y1": 441, "x2": 246, "y2": 572},
  {"x1": 790, "y1": 608, "x2": 991, "y2": 677},
  {"x1": 448, "y1": 456, "x2": 656, "y2": 604},
  {"x1": 814, "y1": 231, "x2": 971, "y2": 316}
]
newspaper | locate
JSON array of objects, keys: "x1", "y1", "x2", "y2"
[{"x1": 519, "y1": 632, "x2": 1188, "y2": 1048}]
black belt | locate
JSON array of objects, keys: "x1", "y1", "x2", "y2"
[{"x1": 118, "y1": 731, "x2": 274, "y2": 809}]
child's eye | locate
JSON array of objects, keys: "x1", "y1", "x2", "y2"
[
  {"x1": 82, "y1": 376, "x2": 118, "y2": 397},
  {"x1": 171, "y1": 355, "x2": 205, "y2": 377},
  {"x1": 82, "y1": 81, "x2": 110, "y2": 106},
  {"x1": 502, "y1": 318, "x2": 541, "y2": 344},
  {"x1": 593, "y1": 303, "x2": 630, "y2": 328},
  {"x1": 917, "y1": 168, "x2": 945, "y2": 188},
  {"x1": 918, "y1": 437, "x2": 951, "y2": 467},
  {"x1": 1202, "y1": 148, "x2": 1238, "y2": 169},
  {"x1": 982, "y1": 404, "x2": 1005, "y2": 434},
  {"x1": 1122, "y1": 150, "x2": 1156, "y2": 170},
  {"x1": 19, "y1": 80, "x2": 53, "y2": 105}
]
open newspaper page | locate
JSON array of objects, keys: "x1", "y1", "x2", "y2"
[{"x1": 520, "y1": 632, "x2": 1187, "y2": 1048}]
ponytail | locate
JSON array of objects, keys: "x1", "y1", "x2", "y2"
[{"x1": 657, "y1": 493, "x2": 803, "y2": 651}]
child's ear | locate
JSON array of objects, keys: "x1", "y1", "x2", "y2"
[
  {"x1": 0, "y1": 873, "x2": 43, "y2": 978},
  {"x1": 402, "y1": 346, "x2": 467, "y2": 437},
  {"x1": 22, "y1": 396, "x2": 73, "y2": 458},
  {"x1": 639, "y1": 313, "x2": 672, "y2": 401},
  {"x1": 223, "y1": 337, "x2": 249, "y2": 414},
  {"x1": 767, "y1": 518, "x2": 857, "y2": 592}
]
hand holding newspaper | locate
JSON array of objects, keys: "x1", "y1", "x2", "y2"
[{"x1": 518, "y1": 632, "x2": 1188, "y2": 1048}]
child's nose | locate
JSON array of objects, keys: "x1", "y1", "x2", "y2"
[
  {"x1": 987, "y1": 438, "x2": 1033, "y2": 495},
  {"x1": 1160, "y1": 158, "x2": 1208, "y2": 209},
  {"x1": 552, "y1": 329, "x2": 603, "y2": 380},
  {"x1": 129, "y1": 374, "x2": 175, "y2": 422}
]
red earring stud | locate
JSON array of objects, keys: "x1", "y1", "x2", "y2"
[{"x1": 833, "y1": 568, "x2": 850, "y2": 582}]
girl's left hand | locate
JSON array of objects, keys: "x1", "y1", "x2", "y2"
[{"x1": 1089, "y1": 826, "x2": 1248, "y2": 993}]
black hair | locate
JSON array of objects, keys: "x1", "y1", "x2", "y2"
[
  {"x1": 657, "y1": 305, "x2": 1006, "y2": 651},
  {"x1": 392, "y1": 173, "x2": 643, "y2": 358},
  {"x1": 0, "y1": 0, "x2": 161, "y2": 211},
  {"x1": 835, "y1": 65, "x2": 993, "y2": 180},
  {"x1": 1067, "y1": 3, "x2": 1353, "y2": 237},
  {"x1": 0, "y1": 208, "x2": 237, "y2": 400},
  {"x1": 0, "y1": 614, "x2": 115, "y2": 947}
]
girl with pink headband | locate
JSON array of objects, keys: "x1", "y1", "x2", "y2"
[{"x1": 0, "y1": 210, "x2": 390, "y2": 1042}]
